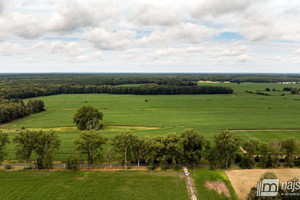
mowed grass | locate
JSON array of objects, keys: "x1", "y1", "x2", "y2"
[
  {"x1": 193, "y1": 168, "x2": 238, "y2": 200},
  {"x1": 0, "y1": 170, "x2": 189, "y2": 200}
]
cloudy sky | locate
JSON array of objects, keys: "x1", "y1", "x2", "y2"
[{"x1": 0, "y1": 0, "x2": 299, "y2": 73}]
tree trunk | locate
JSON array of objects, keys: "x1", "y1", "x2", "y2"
[
  {"x1": 125, "y1": 147, "x2": 127, "y2": 170},
  {"x1": 138, "y1": 158, "x2": 140, "y2": 168},
  {"x1": 110, "y1": 163, "x2": 112, "y2": 168}
]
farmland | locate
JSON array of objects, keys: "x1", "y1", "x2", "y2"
[
  {"x1": 226, "y1": 168, "x2": 300, "y2": 200},
  {"x1": 0, "y1": 170, "x2": 189, "y2": 200},
  {"x1": 1, "y1": 82, "x2": 300, "y2": 160},
  {"x1": 193, "y1": 168, "x2": 238, "y2": 200}
]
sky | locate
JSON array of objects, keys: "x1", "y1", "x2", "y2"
[{"x1": 0, "y1": 0, "x2": 299, "y2": 73}]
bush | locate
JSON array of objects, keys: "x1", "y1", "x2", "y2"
[
  {"x1": 160, "y1": 161, "x2": 168, "y2": 170},
  {"x1": 294, "y1": 157, "x2": 300, "y2": 167},
  {"x1": 67, "y1": 156, "x2": 79, "y2": 171},
  {"x1": 147, "y1": 162, "x2": 155, "y2": 170},
  {"x1": 23, "y1": 166, "x2": 33, "y2": 170},
  {"x1": 5, "y1": 164, "x2": 13, "y2": 170},
  {"x1": 234, "y1": 153, "x2": 242, "y2": 163},
  {"x1": 254, "y1": 156, "x2": 260, "y2": 163},
  {"x1": 239, "y1": 156, "x2": 254, "y2": 169},
  {"x1": 172, "y1": 164, "x2": 181, "y2": 170}
]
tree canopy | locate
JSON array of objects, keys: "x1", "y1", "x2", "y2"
[{"x1": 73, "y1": 106, "x2": 103, "y2": 130}]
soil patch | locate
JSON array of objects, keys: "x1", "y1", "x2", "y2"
[{"x1": 205, "y1": 181, "x2": 230, "y2": 197}]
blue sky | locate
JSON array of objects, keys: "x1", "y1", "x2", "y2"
[{"x1": 0, "y1": 0, "x2": 299, "y2": 73}]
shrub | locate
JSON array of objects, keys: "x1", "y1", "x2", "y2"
[
  {"x1": 254, "y1": 155, "x2": 260, "y2": 162},
  {"x1": 234, "y1": 153, "x2": 242, "y2": 163},
  {"x1": 67, "y1": 156, "x2": 79, "y2": 171},
  {"x1": 172, "y1": 164, "x2": 181, "y2": 170},
  {"x1": 147, "y1": 162, "x2": 155, "y2": 170},
  {"x1": 239, "y1": 156, "x2": 254, "y2": 169},
  {"x1": 160, "y1": 161, "x2": 168, "y2": 170},
  {"x1": 5, "y1": 164, "x2": 13, "y2": 170}
]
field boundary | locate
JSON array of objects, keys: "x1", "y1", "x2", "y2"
[{"x1": 230, "y1": 129, "x2": 300, "y2": 131}]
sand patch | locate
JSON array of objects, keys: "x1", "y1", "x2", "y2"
[
  {"x1": 205, "y1": 181, "x2": 230, "y2": 197},
  {"x1": 106, "y1": 126, "x2": 160, "y2": 130}
]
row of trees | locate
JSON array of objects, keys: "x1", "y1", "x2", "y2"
[
  {"x1": 239, "y1": 137, "x2": 299, "y2": 169},
  {"x1": 1, "y1": 84, "x2": 233, "y2": 99},
  {"x1": 73, "y1": 129, "x2": 205, "y2": 170},
  {"x1": 0, "y1": 99, "x2": 44, "y2": 123},
  {"x1": 0, "y1": 131, "x2": 60, "y2": 169},
  {"x1": 1, "y1": 129, "x2": 299, "y2": 170}
]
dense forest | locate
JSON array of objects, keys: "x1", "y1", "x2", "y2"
[
  {"x1": 1, "y1": 73, "x2": 299, "y2": 99},
  {"x1": 0, "y1": 99, "x2": 44, "y2": 123},
  {"x1": 0, "y1": 84, "x2": 233, "y2": 99}
]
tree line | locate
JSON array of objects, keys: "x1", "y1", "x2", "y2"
[
  {"x1": 1, "y1": 129, "x2": 299, "y2": 170},
  {"x1": 1, "y1": 73, "x2": 300, "y2": 85},
  {"x1": 1, "y1": 84, "x2": 233, "y2": 99},
  {"x1": 0, "y1": 99, "x2": 44, "y2": 124}
]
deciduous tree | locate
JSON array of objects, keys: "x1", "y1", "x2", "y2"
[{"x1": 73, "y1": 130, "x2": 107, "y2": 168}]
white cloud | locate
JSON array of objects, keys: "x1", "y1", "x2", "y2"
[
  {"x1": 129, "y1": 4, "x2": 180, "y2": 26},
  {"x1": 189, "y1": 0, "x2": 254, "y2": 18},
  {"x1": 136, "y1": 23, "x2": 218, "y2": 46},
  {"x1": 0, "y1": 41, "x2": 24, "y2": 56},
  {"x1": 84, "y1": 28, "x2": 136, "y2": 50},
  {"x1": 46, "y1": 1, "x2": 120, "y2": 33},
  {"x1": 0, "y1": 12, "x2": 43, "y2": 39}
]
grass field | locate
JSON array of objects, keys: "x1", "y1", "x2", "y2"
[
  {"x1": 193, "y1": 168, "x2": 238, "y2": 200},
  {"x1": 1, "y1": 82, "x2": 300, "y2": 160},
  {"x1": 0, "y1": 170, "x2": 189, "y2": 200}
]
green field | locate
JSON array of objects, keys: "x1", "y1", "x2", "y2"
[
  {"x1": 0, "y1": 170, "x2": 189, "y2": 200},
  {"x1": 1, "y1": 82, "x2": 300, "y2": 160},
  {"x1": 193, "y1": 168, "x2": 238, "y2": 200}
]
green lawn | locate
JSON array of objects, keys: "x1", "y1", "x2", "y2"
[
  {"x1": 0, "y1": 170, "x2": 189, "y2": 200},
  {"x1": 193, "y1": 168, "x2": 238, "y2": 200}
]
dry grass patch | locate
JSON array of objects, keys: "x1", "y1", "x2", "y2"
[
  {"x1": 226, "y1": 169, "x2": 300, "y2": 200},
  {"x1": 205, "y1": 181, "x2": 230, "y2": 197}
]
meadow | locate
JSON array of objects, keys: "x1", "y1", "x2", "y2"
[
  {"x1": 0, "y1": 170, "x2": 189, "y2": 200},
  {"x1": 193, "y1": 168, "x2": 238, "y2": 200},
  {"x1": 1, "y1": 82, "x2": 300, "y2": 160}
]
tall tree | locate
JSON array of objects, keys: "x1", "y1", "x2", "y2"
[
  {"x1": 0, "y1": 132, "x2": 9, "y2": 164},
  {"x1": 162, "y1": 133, "x2": 184, "y2": 168},
  {"x1": 214, "y1": 130, "x2": 240, "y2": 169},
  {"x1": 73, "y1": 130, "x2": 107, "y2": 168},
  {"x1": 143, "y1": 136, "x2": 164, "y2": 169},
  {"x1": 132, "y1": 138, "x2": 145, "y2": 168},
  {"x1": 203, "y1": 141, "x2": 219, "y2": 170},
  {"x1": 269, "y1": 139, "x2": 282, "y2": 167},
  {"x1": 283, "y1": 137, "x2": 298, "y2": 167},
  {"x1": 73, "y1": 106, "x2": 103, "y2": 130},
  {"x1": 180, "y1": 129, "x2": 205, "y2": 167},
  {"x1": 35, "y1": 131, "x2": 60, "y2": 169},
  {"x1": 13, "y1": 130, "x2": 38, "y2": 164},
  {"x1": 258, "y1": 142, "x2": 269, "y2": 168},
  {"x1": 112, "y1": 131, "x2": 137, "y2": 170},
  {"x1": 243, "y1": 138, "x2": 260, "y2": 160}
]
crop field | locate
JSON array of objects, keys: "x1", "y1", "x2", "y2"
[
  {"x1": 193, "y1": 168, "x2": 238, "y2": 200},
  {"x1": 1, "y1": 82, "x2": 300, "y2": 160},
  {"x1": 0, "y1": 170, "x2": 189, "y2": 200},
  {"x1": 226, "y1": 168, "x2": 300, "y2": 200}
]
